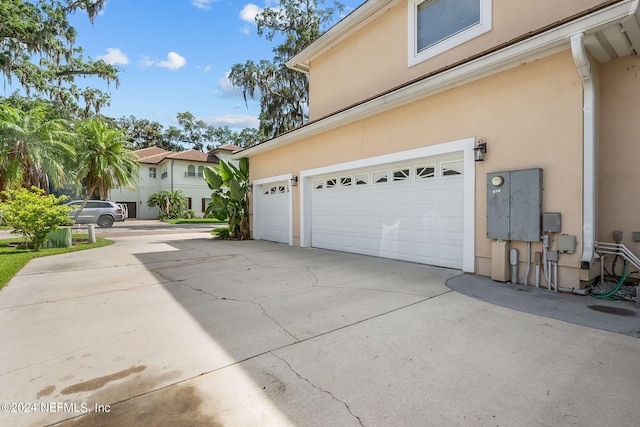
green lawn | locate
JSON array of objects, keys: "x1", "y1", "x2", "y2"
[
  {"x1": 164, "y1": 218, "x2": 226, "y2": 224},
  {"x1": 0, "y1": 235, "x2": 114, "y2": 289}
]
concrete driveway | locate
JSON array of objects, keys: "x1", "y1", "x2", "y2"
[{"x1": 0, "y1": 233, "x2": 638, "y2": 426}]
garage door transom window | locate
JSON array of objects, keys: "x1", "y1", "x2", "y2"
[
  {"x1": 264, "y1": 185, "x2": 289, "y2": 195},
  {"x1": 442, "y1": 160, "x2": 464, "y2": 177},
  {"x1": 312, "y1": 160, "x2": 461, "y2": 191}
]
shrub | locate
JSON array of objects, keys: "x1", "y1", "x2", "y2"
[
  {"x1": 204, "y1": 159, "x2": 250, "y2": 240},
  {"x1": 147, "y1": 190, "x2": 187, "y2": 220},
  {"x1": 212, "y1": 227, "x2": 230, "y2": 239},
  {"x1": 1, "y1": 187, "x2": 72, "y2": 250}
]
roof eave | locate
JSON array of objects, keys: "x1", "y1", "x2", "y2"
[
  {"x1": 241, "y1": 0, "x2": 638, "y2": 160},
  {"x1": 286, "y1": 0, "x2": 401, "y2": 73}
]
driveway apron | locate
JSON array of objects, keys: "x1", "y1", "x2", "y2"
[{"x1": 0, "y1": 234, "x2": 638, "y2": 426}]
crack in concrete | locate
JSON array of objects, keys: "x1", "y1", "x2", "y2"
[
  {"x1": 251, "y1": 300, "x2": 299, "y2": 341},
  {"x1": 0, "y1": 311, "x2": 174, "y2": 377},
  {"x1": 173, "y1": 281, "x2": 219, "y2": 301},
  {"x1": 41, "y1": 289, "x2": 454, "y2": 426},
  {"x1": 0, "y1": 282, "x2": 165, "y2": 310},
  {"x1": 173, "y1": 282, "x2": 300, "y2": 342},
  {"x1": 306, "y1": 266, "x2": 320, "y2": 286},
  {"x1": 270, "y1": 352, "x2": 365, "y2": 426}
]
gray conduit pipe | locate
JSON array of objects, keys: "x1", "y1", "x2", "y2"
[{"x1": 524, "y1": 242, "x2": 531, "y2": 286}]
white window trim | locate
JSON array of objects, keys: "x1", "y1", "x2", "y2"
[
  {"x1": 408, "y1": 0, "x2": 492, "y2": 67},
  {"x1": 300, "y1": 138, "x2": 476, "y2": 273},
  {"x1": 252, "y1": 173, "x2": 293, "y2": 246}
]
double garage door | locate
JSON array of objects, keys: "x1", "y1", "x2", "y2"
[{"x1": 256, "y1": 153, "x2": 465, "y2": 269}]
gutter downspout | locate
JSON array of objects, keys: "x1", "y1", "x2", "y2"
[
  {"x1": 171, "y1": 159, "x2": 174, "y2": 192},
  {"x1": 570, "y1": 33, "x2": 596, "y2": 269}
]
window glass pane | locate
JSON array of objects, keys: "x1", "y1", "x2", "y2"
[
  {"x1": 393, "y1": 168, "x2": 410, "y2": 182},
  {"x1": 373, "y1": 171, "x2": 388, "y2": 184},
  {"x1": 340, "y1": 176, "x2": 352, "y2": 187},
  {"x1": 355, "y1": 173, "x2": 368, "y2": 185},
  {"x1": 270, "y1": 186, "x2": 277, "y2": 194},
  {"x1": 326, "y1": 178, "x2": 337, "y2": 189},
  {"x1": 416, "y1": 165, "x2": 436, "y2": 179},
  {"x1": 278, "y1": 186, "x2": 286, "y2": 193},
  {"x1": 313, "y1": 180, "x2": 324, "y2": 190},
  {"x1": 417, "y1": 0, "x2": 480, "y2": 52},
  {"x1": 442, "y1": 160, "x2": 464, "y2": 176}
]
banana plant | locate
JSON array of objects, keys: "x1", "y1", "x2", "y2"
[{"x1": 204, "y1": 158, "x2": 250, "y2": 239}]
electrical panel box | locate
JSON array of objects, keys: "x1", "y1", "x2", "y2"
[
  {"x1": 557, "y1": 234, "x2": 577, "y2": 253},
  {"x1": 487, "y1": 168, "x2": 542, "y2": 242},
  {"x1": 543, "y1": 212, "x2": 562, "y2": 233}
]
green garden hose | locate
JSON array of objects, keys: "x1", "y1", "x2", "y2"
[{"x1": 592, "y1": 261, "x2": 634, "y2": 300}]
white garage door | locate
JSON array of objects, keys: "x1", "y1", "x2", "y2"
[
  {"x1": 310, "y1": 154, "x2": 464, "y2": 268},
  {"x1": 257, "y1": 182, "x2": 290, "y2": 244}
]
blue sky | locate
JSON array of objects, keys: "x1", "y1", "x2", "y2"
[{"x1": 61, "y1": 0, "x2": 365, "y2": 130}]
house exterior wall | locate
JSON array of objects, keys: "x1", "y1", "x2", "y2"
[
  {"x1": 110, "y1": 159, "x2": 214, "y2": 219},
  {"x1": 250, "y1": 51, "x2": 586, "y2": 285},
  {"x1": 309, "y1": 0, "x2": 605, "y2": 120},
  {"x1": 170, "y1": 160, "x2": 213, "y2": 217},
  {"x1": 598, "y1": 54, "x2": 640, "y2": 257},
  {"x1": 110, "y1": 164, "x2": 162, "y2": 219}
]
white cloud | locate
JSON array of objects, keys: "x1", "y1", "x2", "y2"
[
  {"x1": 240, "y1": 4, "x2": 262, "y2": 24},
  {"x1": 97, "y1": 48, "x2": 129, "y2": 65},
  {"x1": 192, "y1": 0, "x2": 219, "y2": 10},
  {"x1": 240, "y1": 24, "x2": 251, "y2": 35},
  {"x1": 139, "y1": 55, "x2": 154, "y2": 68},
  {"x1": 201, "y1": 114, "x2": 259, "y2": 129},
  {"x1": 215, "y1": 71, "x2": 263, "y2": 104},
  {"x1": 157, "y1": 52, "x2": 187, "y2": 70},
  {"x1": 216, "y1": 72, "x2": 239, "y2": 97}
]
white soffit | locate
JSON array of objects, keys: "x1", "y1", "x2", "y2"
[{"x1": 238, "y1": 0, "x2": 639, "y2": 160}]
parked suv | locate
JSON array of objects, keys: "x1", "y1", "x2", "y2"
[{"x1": 67, "y1": 200, "x2": 124, "y2": 228}]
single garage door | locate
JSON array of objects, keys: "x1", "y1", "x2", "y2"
[
  {"x1": 310, "y1": 154, "x2": 464, "y2": 268},
  {"x1": 257, "y1": 182, "x2": 290, "y2": 244}
]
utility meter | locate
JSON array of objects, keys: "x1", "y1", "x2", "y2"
[{"x1": 491, "y1": 176, "x2": 504, "y2": 186}]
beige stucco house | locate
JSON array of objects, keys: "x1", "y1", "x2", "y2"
[
  {"x1": 235, "y1": 0, "x2": 640, "y2": 289},
  {"x1": 110, "y1": 144, "x2": 241, "y2": 219}
]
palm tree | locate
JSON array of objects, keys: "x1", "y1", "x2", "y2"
[
  {"x1": 72, "y1": 119, "x2": 139, "y2": 215},
  {"x1": 147, "y1": 190, "x2": 188, "y2": 219},
  {"x1": 0, "y1": 105, "x2": 73, "y2": 194}
]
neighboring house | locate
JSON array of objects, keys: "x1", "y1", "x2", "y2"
[
  {"x1": 235, "y1": 0, "x2": 640, "y2": 290},
  {"x1": 111, "y1": 144, "x2": 241, "y2": 219}
]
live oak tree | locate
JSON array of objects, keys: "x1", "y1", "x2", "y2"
[
  {"x1": 112, "y1": 115, "x2": 182, "y2": 151},
  {"x1": 229, "y1": 0, "x2": 344, "y2": 139},
  {"x1": 0, "y1": 0, "x2": 119, "y2": 117}
]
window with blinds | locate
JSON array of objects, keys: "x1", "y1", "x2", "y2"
[
  {"x1": 417, "y1": 0, "x2": 481, "y2": 52},
  {"x1": 409, "y1": 0, "x2": 491, "y2": 66}
]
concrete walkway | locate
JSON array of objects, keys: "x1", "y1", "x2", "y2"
[{"x1": 0, "y1": 234, "x2": 638, "y2": 426}]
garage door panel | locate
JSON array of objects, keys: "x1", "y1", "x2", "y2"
[
  {"x1": 310, "y1": 154, "x2": 465, "y2": 268},
  {"x1": 257, "y1": 182, "x2": 289, "y2": 244}
]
